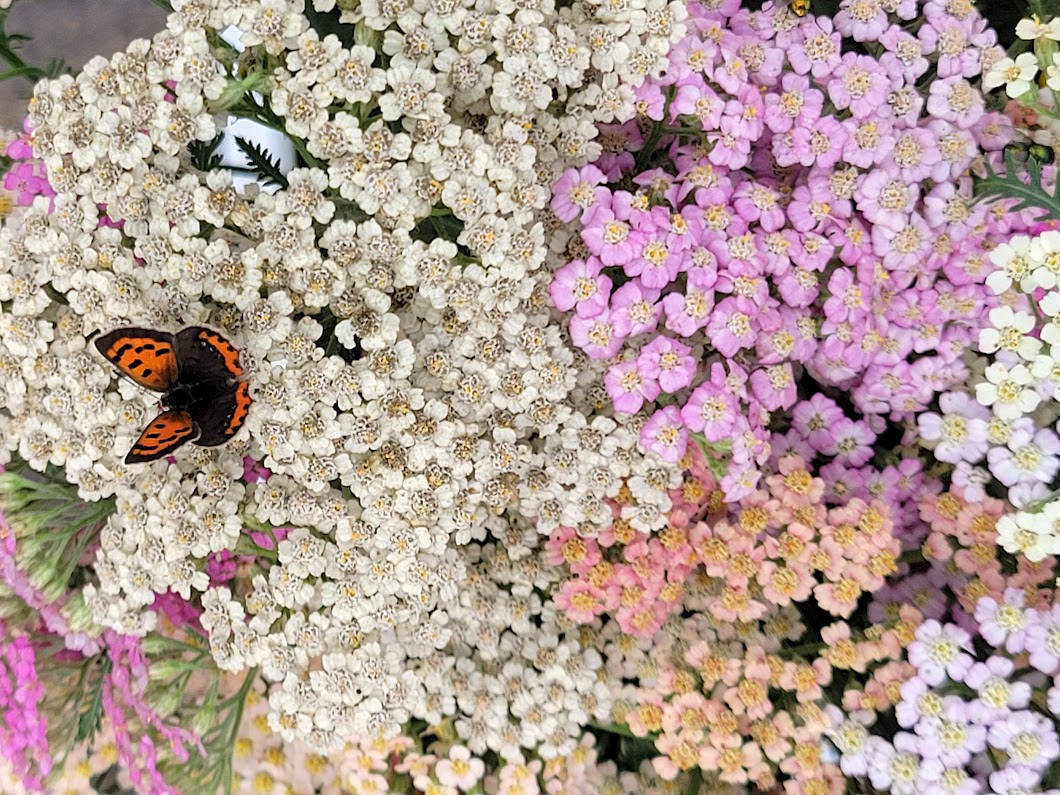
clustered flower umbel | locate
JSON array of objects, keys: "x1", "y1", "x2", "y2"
[
  {"x1": 549, "y1": 0, "x2": 1024, "y2": 501},
  {"x1": 917, "y1": 232, "x2": 1060, "y2": 561},
  {"x1": 830, "y1": 608, "x2": 1060, "y2": 795},
  {"x1": 0, "y1": 0, "x2": 689, "y2": 751}
]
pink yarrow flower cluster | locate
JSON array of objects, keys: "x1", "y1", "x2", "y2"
[
  {"x1": 0, "y1": 633, "x2": 50, "y2": 792},
  {"x1": 4, "y1": 119, "x2": 53, "y2": 209},
  {"x1": 549, "y1": 0, "x2": 1033, "y2": 501}
]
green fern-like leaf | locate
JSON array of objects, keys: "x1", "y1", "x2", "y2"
[
  {"x1": 75, "y1": 655, "x2": 112, "y2": 745},
  {"x1": 973, "y1": 147, "x2": 1060, "y2": 222},
  {"x1": 234, "y1": 136, "x2": 288, "y2": 190}
]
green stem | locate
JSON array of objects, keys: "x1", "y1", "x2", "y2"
[
  {"x1": 588, "y1": 720, "x2": 642, "y2": 739},
  {"x1": 0, "y1": 7, "x2": 67, "y2": 84},
  {"x1": 635, "y1": 120, "x2": 668, "y2": 173},
  {"x1": 685, "y1": 767, "x2": 703, "y2": 795},
  {"x1": 779, "y1": 641, "x2": 824, "y2": 657},
  {"x1": 215, "y1": 669, "x2": 257, "y2": 795}
]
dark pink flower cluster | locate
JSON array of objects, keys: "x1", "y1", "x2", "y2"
[
  {"x1": 550, "y1": 0, "x2": 1034, "y2": 500},
  {"x1": 0, "y1": 633, "x2": 50, "y2": 792},
  {"x1": 102, "y1": 632, "x2": 200, "y2": 795},
  {"x1": 0, "y1": 492, "x2": 199, "y2": 794},
  {"x1": 4, "y1": 119, "x2": 53, "y2": 209}
]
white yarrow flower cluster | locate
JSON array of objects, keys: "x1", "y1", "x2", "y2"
[
  {"x1": 921, "y1": 232, "x2": 1060, "y2": 557},
  {"x1": 0, "y1": 0, "x2": 686, "y2": 752}
]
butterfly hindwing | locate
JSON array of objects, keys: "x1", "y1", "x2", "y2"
[
  {"x1": 195, "y1": 381, "x2": 252, "y2": 446},
  {"x1": 126, "y1": 410, "x2": 200, "y2": 464},
  {"x1": 175, "y1": 326, "x2": 246, "y2": 382},
  {"x1": 94, "y1": 328, "x2": 180, "y2": 392},
  {"x1": 173, "y1": 326, "x2": 251, "y2": 446}
]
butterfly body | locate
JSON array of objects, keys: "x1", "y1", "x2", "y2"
[{"x1": 95, "y1": 326, "x2": 251, "y2": 463}]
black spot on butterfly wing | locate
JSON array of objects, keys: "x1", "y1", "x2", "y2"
[
  {"x1": 94, "y1": 327, "x2": 180, "y2": 392},
  {"x1": 125, "y1": 409, "x2": 200, "y2": 464}
]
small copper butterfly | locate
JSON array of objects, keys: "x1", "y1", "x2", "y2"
[{"x1": 94, "y1": 326, "x2": 252, "y2": 464}]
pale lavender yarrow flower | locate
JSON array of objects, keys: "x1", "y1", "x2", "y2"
[
  {"x1": 826, "y1": 53, "x2": 893, "y2": 119},
  {"x1": 705, "y1": 295, "x2": 758, "y2": 357},
  {"x1": 763, "y1": 72, "x2": 825, "y2": 133},
  {"x1": 871, "y1": 212, "x2": 934, "y2": 272},
  {"x1": 797, "y1": 175, "x2": 854, "y2": 232},
  {"x1": 749, "y1": 363, "x2": 798, "y2": 412},
  {"x1": 791, "y1": 394, "x2": 846, "y2": 455},
  {"x1": 640, "y1": 405, "x2": 688, "y2": 464},
  {"x1": 913, "y1": 695, "x2": 985, "y2": 768},
  {"x1": 786, "y1": 15, "x2": 843, "y2": 78},
  {"x1": 550, "y1": 164, "x2": 609, "y2": 223},
  {"x1": 819, "y1": 459, "x2": 869, "y2": 503},
  {"x1": 680, "y1": 363, "x2": 743, "y2": 443},
  {"x1": 636, "y1": 335, "x2": 697, "y2": 393},
  {"x1": 670, "y1": 78, "x2": 724, "y2": 131},
  {"x1": 987, "y1": 711, "x2": 1060, "y2": 773},
  {"x1": 769, "y1": 428, "x2": 815, "y2": 462},
  {"x1": 756, "y1": 304, "x2": 815, "y2": 364},
  {"x1": 917, "y1": 391, "x2": 991, "y2": 465},
  {"x1": 786, "y1": 116, "x2": 848, "y2": 172},
  {"x1": 824, "y1": 707, "x2": 874, "y2": 777},
  {"x1": 987, "y1": 425, "x2": 1060, "y2": 490},
  {"x1": 661, "y1": 277, "x2": 714, "y2": 337},
  {"x1": 581, "y1": 203, "x2": 637, "y2": 268},
  {"x1": 974, "y1": 589, "x2": 1030, "y2": 654},
  {"x1": 988, "y1": 766, "x2": 1058, "y2": 795},
  {"x1": 896, "y1": 676, "x2": 944, "y2": 729},
  {"x1": 1024, "y1": 605, "x2": 1060, "y2": 675},
  {"x1": 865, "y1": 732, "x2": 927, "y2": 795},
  {"x1": 568, "y1": 308, "x2": 630, "y2": 360},
  {"x1": 951, "y1": 461, "x2": 991, "y2": 501},
  {"x1": 625, "y1": 227, "x2": 686, "y2": 291},
  {"x1": 550, "y1": 258, "x2": 613, "y2": 318},
  {"x1": 831, "y1": 417, "x2": 877, "y2": 467},
  {"x1": 610, "y1": 281, "x2": 662, "y2": 337},
  {"x1": 881, "y1": 127, "x2": 943, "y2": 184},
  {"x1": 732, "y1": 180, "x2": 786, "y2": 231},
  {"x1": 920, "y1": 6, "x2": 997, "y2": 80},
  {"x1": 878, "y1": 26, "x2": 930, "y2": 82},
  {"x1": 925, "y1": 76, "x2": 986, "y2": 130},
  {"x1": 833, "y1": 0, "x2": 889, "y2": 41},
  {"x1": 854, "y1": 169, "x2": 919, "y2": 231},
  {"x1": 963, "y1": 656, "x2": 1031, "y2": 721},
  {"x1": 604, "y1": 361, "x2": 661, "y2": 415},
  {"x1": 915, "y1": 759, "x2": 980, "y2": 795},
  {"x1": 907, "y1": 620, "x2": 974, "y2": 686}
]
